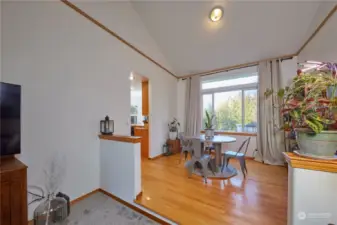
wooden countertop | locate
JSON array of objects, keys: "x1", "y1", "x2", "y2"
[
  {"x1": 134, "y1": 127, "x2": 148, "y2": 130},
  {"x1": 283, "y1": 152, "x2": 337, "y2": 173},
  {"x1": 99, "y1": 134, "x2": 141, "y2": 143},
  {"x1": 131, "y1": 124, "x2": 144, "y2": 127}
]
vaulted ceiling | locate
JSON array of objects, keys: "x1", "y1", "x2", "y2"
[{"x1": 132, "y1": 1, "x2": 336, "y2": 76}]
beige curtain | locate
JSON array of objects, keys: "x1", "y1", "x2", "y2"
[
  {"x1": 185, "y1": 76, "x2": 201, "y2": 136},
  {"x1": 255, "y1": 60, "x2": 285, "y2": 165}
]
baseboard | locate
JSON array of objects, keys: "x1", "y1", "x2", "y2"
[
  {"x1": 28, "y1": 188, "x2": 100, "y2": 224},
  {"x1": 245, "y1": 156, "x2": 255, "y2": 160},
  {"x1": 148, "y1": 153, "x2": 164, "y2": 160},
  {"x1": 135, "y1": 191, "x2": 143, "y2": 201},
  {"x1": 28, "y1": 188, "x2": 170, "y2": 225},
  {"x1": 70, "y1": 188, "x2": 101, "y2": 205},
  {"x1": 98, "y1": 189, "x2": 171, "y2": 225}
]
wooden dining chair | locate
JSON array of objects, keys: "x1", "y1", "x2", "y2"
[{"x1": 221, "y1": 137, "x2": 251, "y2": 178}]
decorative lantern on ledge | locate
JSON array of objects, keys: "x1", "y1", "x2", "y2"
[{"x1": 100, "y1": 116, "x2": 114, "y2": 135}]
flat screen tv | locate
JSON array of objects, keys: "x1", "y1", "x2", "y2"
[{"x1": 0, "y1": 82, "x2": 21, "y2": 156}]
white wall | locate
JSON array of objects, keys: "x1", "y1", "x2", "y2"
[
  {"x1": 299, "y1": 9, "x2": 337, "y2": 63},
  {"x1": 280, "y1": 56, "x2": 298, "y2": 88},
  {"x1": 100, "y1": 140, "x2": 141, "y2": 202},
  {"x1": 1, "y1": 2, "x2": 176, "y2": 219}
]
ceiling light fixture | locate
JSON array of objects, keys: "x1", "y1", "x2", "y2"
[
  {"x1": 209, "y1": 6, "x2": 223, "y2": 22},
  {"x1": 129, "y1": 74, "x2": 134, "y2": 80}
]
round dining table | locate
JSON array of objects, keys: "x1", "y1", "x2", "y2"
[{"x1": 186, "y1": 134, "x2": 237, "y2": 179}]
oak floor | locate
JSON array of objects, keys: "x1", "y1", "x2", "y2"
[{"x1": 135, "y1": 154, "x2": 288, "y2": 225}]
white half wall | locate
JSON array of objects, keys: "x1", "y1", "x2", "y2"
[
  {"x1": 288, "y1": 167, "x2": 337, "y2": 225},
  {"x1": 100, "y1": 140, "x2": 141, "y2": 202},
  {"x1": 1, "y1": 2, "x2": 176, "y2": 219}
]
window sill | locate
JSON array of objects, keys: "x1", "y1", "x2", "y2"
[{"x1": 200, "y1": 130, "x2": 257, "y2": 137}]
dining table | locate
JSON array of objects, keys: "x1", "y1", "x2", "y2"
[
  {"x1": 186, "y1": 134, "x2": 238, "y2": 179},
  {"x1": 187, "y1": 134, "x2": 236, "y2": 166}
]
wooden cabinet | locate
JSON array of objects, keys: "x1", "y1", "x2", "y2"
[
  {"x1": 167, "y1": 139, "x2": 181, "y2": 154},
  {"x1": 142, "y1": 81, "x2": 149, "y2": 116},
  {"x1": 0, "y1": 157, "x2": 27, "y2": 225},
  {"x1": 134, "y1": 127, "x2": 149, "y2": 158}
]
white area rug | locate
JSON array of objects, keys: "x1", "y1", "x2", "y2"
[{"x1": 60, "y1": 192, "x2": 159, "y2": 225}]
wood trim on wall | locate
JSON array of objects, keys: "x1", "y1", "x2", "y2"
[
  {"x1": 181, "y1": 4, "x2": 337, "y2": 79},
  {"x1": 296, "y1": 4, "x2": 337, "y2": 55},
  {"x1": 61, "y1": 0, "x2": 336, "y2": 79},
  {"x1": 60, "y1": 0, "x2": 177, "y2": 79},
  {"x1": 200, "y1": 130, "x2": 257, "y2": 137},
  {"x1": 28, "y1": 189, "x2": 171, "y2": 225},
  {"x1": 148, "y1": 154, "x2": 164, "y2": 160},
  {"x1": 28, "y1": 189, "x2": 101, "y2": 225},
  {"x1": 98, "y1": 189, "x2": 173, "y2": 225},
  {"x1": 181, "y1": 54, "x2": 296, "y2": 78}
]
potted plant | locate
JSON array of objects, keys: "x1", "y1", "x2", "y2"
[
  {"x1": 204, "y1": 110, "x2": 215, "y2": 139},
  {"x1": 265, "y1": 70, "x2": 337, "y2": 158},
  {"x1": 168, "y1": 118, "x2": 180, "y2": 140}
]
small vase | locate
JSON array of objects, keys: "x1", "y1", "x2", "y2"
[
  {"x1": 205, "y1": 129, "x2": 214, "y2": 139},
  {"x1": 169, "y1": 132, "x2": 177, "y2": 140}
]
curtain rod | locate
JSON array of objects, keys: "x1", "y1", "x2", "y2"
[{"x1": 180, "y1": 54, "x2": 296, "y2": 79}]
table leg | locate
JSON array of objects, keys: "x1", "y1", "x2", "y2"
[{"x1": 215, "y1": 144, "x2": 222, "y2": 167}]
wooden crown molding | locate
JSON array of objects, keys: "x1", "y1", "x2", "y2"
[
  {"x1": 60, "y1": 0, "x2": 177, "y2": 79},
  {"x1": 61, "y1": 0, "x2": 336, "y2": 79},
  {"x1": 182, "y1": 3, "x2": 337, "y2": 79},
  {"x1": 296, "y1": 4, "x2": 337, "y2": 55},
  {"x1": 181, "y1": 54, "x2": 296, "y2": 78}
]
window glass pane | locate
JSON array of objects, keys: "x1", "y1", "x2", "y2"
[
  {"x1": 244, "y1": 89, "x2": 257, "y2": 132},
  {"x1": 202, "y1": 94, "x2": 213, "y2": 129},
  {"x1": 214, "y1": 91, "x2": 242, "y2": 131},
  {"x1": 202, "y1": 75, "x2": 258, "y2": 90}
]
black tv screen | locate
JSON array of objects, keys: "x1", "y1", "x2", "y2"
[{"x1": 0, "y1": 82, "x2": 21, "y2": 156}]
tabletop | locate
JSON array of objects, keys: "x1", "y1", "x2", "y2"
[{"x1": 187, "y1": 135, "x2": 236, "y2": 144}]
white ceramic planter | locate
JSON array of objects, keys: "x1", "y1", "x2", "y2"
[
  {"x1": 205, "y1": 129, "x2": 214, "y2": 139},
  {"x1": 169, "y1": 132, "x2": 177, "y2": 140}
]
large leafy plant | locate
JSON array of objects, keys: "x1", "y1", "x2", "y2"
[
  {"x1": 168, "y1": 118, "x2": 180, "y2": 132},
  {"x1": 265, "y1": 71, "x2": 337, "y2": 133},
  {"x1": 204, "y1": 110, "x2": 215, "y2": 129}
]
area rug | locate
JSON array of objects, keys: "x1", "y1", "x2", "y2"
[{"x1": 60, "y1": 192, "x2": 159, "y2": 225}]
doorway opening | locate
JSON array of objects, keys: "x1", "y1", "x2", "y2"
[{"x1": 130, "y1": 72, "x2": 149, "y2": 158}]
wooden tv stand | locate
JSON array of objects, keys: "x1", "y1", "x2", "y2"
[{"x1": 0, "y1": 157, "x2": 28, "y2": 225}]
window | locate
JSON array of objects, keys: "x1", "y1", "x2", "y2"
[{"x1": 202, "y1": 68, "x2": 258, "y2": 133}]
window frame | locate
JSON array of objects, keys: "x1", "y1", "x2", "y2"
[{"x1": 201, "y1": 82, "x2": 258, "y2": 134}]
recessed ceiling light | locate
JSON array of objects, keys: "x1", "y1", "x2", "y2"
[
  {"x1": 209, "y1": 7, "x2": 223, "y2": 22},
  {"x1": 129, "y1": 75, "x2": 134, "y2": 80}
]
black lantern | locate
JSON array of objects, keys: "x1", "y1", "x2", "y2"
[{"x1": 100, "y1": 116, "x2": 114, "y2": 135}]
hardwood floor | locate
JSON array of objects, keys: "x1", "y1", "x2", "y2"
[{"x1": 135, "y1": 154, "x2": 288, "y2": 225}]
